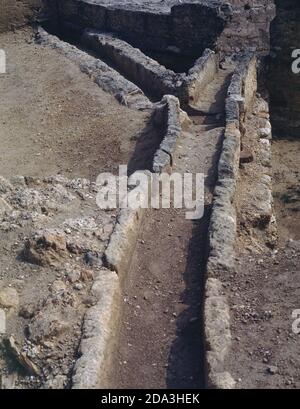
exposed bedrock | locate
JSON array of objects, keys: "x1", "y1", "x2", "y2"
[{"x1": 268, "y1": 0, "x2": 300, "y2": 137}]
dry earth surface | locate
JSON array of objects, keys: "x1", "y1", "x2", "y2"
[{"x1": 0, "y1": 29, "x2": 148, "y2": 179}]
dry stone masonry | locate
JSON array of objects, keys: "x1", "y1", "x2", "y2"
[{"x1": 0, "y1": 0, "x2": 299, "y2": 391}]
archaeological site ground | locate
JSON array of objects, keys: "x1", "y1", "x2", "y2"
[{"x1": 0, "y1": 0, "x2": 300, "y2": 391}]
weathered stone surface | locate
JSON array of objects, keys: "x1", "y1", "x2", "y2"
[
  {"x1": 259, "y1": 138, "x2": 272, "y2": 167},
  {"x1": 205, "y1": 278, "x2": 232, "y2": 384},
  {"x1": 0, "y1": 309, "x2": 6, "y2": 334},
  {"x1": 82, "y1": 30, "x2": 178, "y2": 100},
  {"x1": 209, "y1": 371, "x2": 236, "y2": 389},
  {"x1": 0, "y1": 198, "x2": 12, "y2": 216},
  {"x1": 23, "y1": 230, "x2": 68, "y2": 266},
  {"x1": 249, "y1": 174, "x2": 273, "y2": 227},
  {"x1": 205, "y1": 53, "x2": 257, "y2": 389},
  {"x1": 29, "y1": 312, "x2": 70, "y2": 342},
  {"x1": 240, "y1": 146, "x2": 254, "y2": 164},
  {"x1": 43, "y1": 375, "x2": 68, "y2": 389},
  {"x1": 184, "y1": 49, "x2": 219, "y2": 106},
  {"x1": 72, "y1": 269, "x2": 121, "y2": 389},
  {"x1": 259, "y1": 126, "x2": 272, "y2": 139},
  {"x1": 0, "y1": 287, "x2": 19, "y2": 309},
  {"x1": 208, "y1": 183, "x2": 237, "y2": 271},
  {"x1": 0, "y1": 176, "x2": 13, "y2": 194},
  {"x1": 152, "y1": 95, "x2": 183, "y2": 173},
  {"x1": 55, "y1": 0, "x2": 229, "y2": 57},
  {"x1": 105, "y1": 205, "x2": 145, "y2": 280},
  {"x1": 218, "y1": 129, "x2": 241, "y2": 179}
]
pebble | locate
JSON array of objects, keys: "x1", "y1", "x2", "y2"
[{"x1": 266, "y1": 365, "x2": 278, "y2": 375}]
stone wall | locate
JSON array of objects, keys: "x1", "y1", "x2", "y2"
[
  {"x1": 268, "y1": 0, "x2": 300, "y2": 137},
  {"x1": 217, "y1": 0, "x2": 276, "y2": 55},
  {"x1": 205, "y1": 51, "x2": 257, "y2": 389},
  {"x1": 46, "y1": 0, "x2": 230, "y2": 58},
  {"x1": 81, "y1": 30, "x2": 178, "y2": 100},
  {"x1": 80, "y1": 30, "x2": 219, "y2": 106},
  {"x1": 0, "y1": 0, "x2": 42, "y2": 32}
]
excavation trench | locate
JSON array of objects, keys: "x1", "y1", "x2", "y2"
[
  {"x1": 63, "y1": 25, "x2": 233, "y2": 386},
  {"x1": 0, "y1": 24, "x2": 232, "y2": 387},
  {"x1": 40, "y1": 25, "x2": 233, "y2": 387},
  {"x1": 109, "y1": 69, "x2": 232, "y2": 388},
  {"x1": 39, "y1": 21, "x2": 206, "y2": 103}
]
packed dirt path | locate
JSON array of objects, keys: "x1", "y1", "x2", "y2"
[{"x1": 111, "y1": 66, "x2": 233, "y2": 389}]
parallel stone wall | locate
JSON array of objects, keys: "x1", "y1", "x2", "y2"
[
  {"x1": 205, "y1": 52, "x2": 257, "y2": 389},
  {"x1": 47, "y1": 0, "x2": 229, "y2": 57},
  {"x1": 81, "y1": 30, "x2": 219, "y2": 107},
  {"x1": 81, "y1": 30, "x2": 178, "y2": 100},
  {"x1": 183, "y1": 49, "x2": 219, "y2": 106},
  {"x1": 37, "y1": 27, "x2": 152, "y2": 111},
  {"x1": 73, "y1": 95, "x2": 184, "y2": 388}
]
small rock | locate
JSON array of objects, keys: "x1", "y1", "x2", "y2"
[
  {"x1": 0, "y1": 287, "x2": 19, "y2": 309},
  {"x1": 0, "y1": 372, "x2": 17, "y2": 389},
  {"x1": 23, "y1": 230, "x2": 67, "y2": 266},
  {"x1": 50, "y1": 280, "x2": 67, "y2": 293},
  {"x1": 0, "y1": 176, "x2": 13, "y2": 194},
  {"x1": 80, "y1": 269, "x2": 94, "y2": 282},
  {"x1": 240, "y1": 147, "x2": 254, "y2": 164},
  {"x1": 29, "y1": 313, "x2": 70, "y2": 342},
  {"x1": 0, "y1": 309, "x2": 6, "y2": 334},
  {"x1": 84, "y1": 251, "x2": 103, "y2": 268},
  {"x1": 19, "y1": 304, "x2": 36, "y2": 319},
  {"x1": 0, "y1": 198, "x2": 12, "y2": 216},
  {"x1": 258, "y1": 127, "x2": 271, "y2": 139},
  {"x1": 66, "y1": 269, "x2": 81, "y2": 283},
  {"x1": 82, "y1": 296, "x2": 97, "y2": 307},
  {"x1": 10, "y1": 175, "x2": 26, "y2": 188},
  {"x1": 266, "y1": 365, "x2": 278, "y2": 375},
  {"x1": 43, "y1": 374, "x2": 67, "y2": 389},
  {"x1": 4, "y1": 336, "x2": 40, "y2": 376}
]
